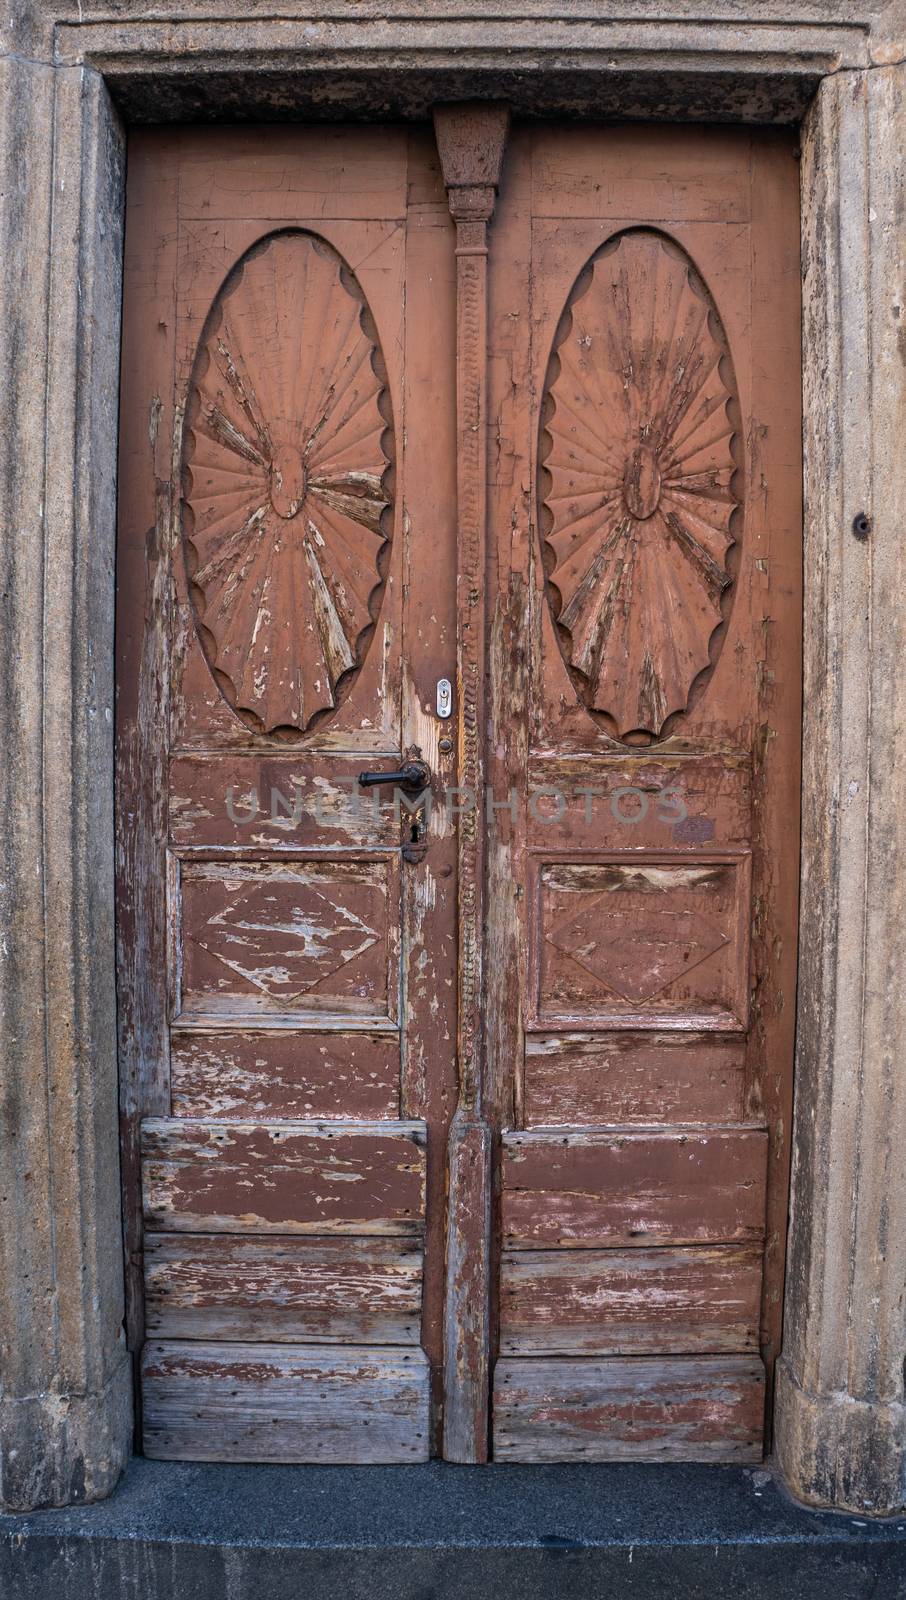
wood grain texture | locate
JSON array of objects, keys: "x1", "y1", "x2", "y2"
[
  {"x1": 540, "y1": 229, "x2": 741, "y2": 741},
  {"x1": 533, "y1": 855, "x2": 751, "y2": 1029},
  {"x1": 499, "y1": 1246, "x2": 761, "y2": 1354},
  {"x1": 523, "y1": 1032, "x2": 746, "y2": 1128},
  {"x1": 493, "y1": 1355, "x2": 765, "y2": 1462},
  {"x1": 525, "y1": 755, "x2": 751, "y2": 852},
  {"x1": 169, "y1": 753, "x2": 402, "y2": 851},
  {"x1": 118, "y1": 127, "x2": 460, "y2": 1461},
  {"x1": 142, "y1": 1118, "x2": 426, "y2": 1235},
  {"x1": 142, "y1": 1341, "x2": 430, "y2": 1462},
  {"x1": 433, "y1": 101, "x2": 510, "y2": 1465},
  {"x1": 183, "y1": 229, "x2": 393, "y2": 737},
  {"x1": 144, "y1": 1233, "x2": 422, "y2": 1343},
  {"x1": 170, "y1": 1030, "x2": 400, "y2": 1119},
  {"x1": 502, "y1": 1127, "x2": 767, "y2": 1248},
  {"x1": 176, "y1": 856, "x2": 397, "y2": 1020}
]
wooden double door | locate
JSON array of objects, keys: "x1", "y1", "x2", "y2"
[{"x1": 117, "y1": 114, "x2": 801, "y2": 1464}]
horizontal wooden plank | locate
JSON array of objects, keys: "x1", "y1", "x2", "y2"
[
  {"x1": 524, "y1": 1033, "x2": 746, "y2": 1127},
  {"x1": 530, "y1": 128, "x2": 752, "y2": 222},
  {"x1": 142, "y1": 1341, "x2": 429, "y2": 1463},
  {"x1": 493, "y1": 1355, "x2": 764, "y2": 1463},
  {"x1": 499, "y1": 1246, "x2": 762, "y2": 1355},
  {"x1": 526, "y1": 755, "x2": 751, "y2": 851},
  {"x1": 142, "y1": 1119, "x2": 426, "y2": 1235},
  {"x1": 175, "y1": 128, "x2": 409, "y2": 220},
  {"x1": 169, "y1": 754, "x2": 403, "y2": 851},
  {"x1": 170, "y1": 1031, "x2": 400, "y2": 1119},
  {"x1": 502, "y1": 1128, "x2": 767, "y2": 1248},
  {"x1": 144, "y1": 1234, "x2": 423, "y2": 1344}
]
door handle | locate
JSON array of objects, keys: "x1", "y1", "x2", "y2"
[{"x1": 358, "y1": 759, "x2": 431, "y2": 795}]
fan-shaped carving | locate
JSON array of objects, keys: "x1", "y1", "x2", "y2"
[
  {"x1": 183, "y1": 231, "x2": 393, "y2": 735},
  {"x1": 540, "y1": 229, "x2": 741, "y2": 741}
]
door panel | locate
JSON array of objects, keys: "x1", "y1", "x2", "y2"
[
  {"x1": 117, "y1": 126, "x2": 457, "y2": 1462},
  {"x1": 486, "y1": 125, "x2": 801, "y2": 1460},
  {"x1": 118, "y1": 119, "x2": 801, "y2": 1465}
]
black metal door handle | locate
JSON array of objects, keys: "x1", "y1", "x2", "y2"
[{"x1": 358, "y1": 759, "x2": 431, "y2": 795}]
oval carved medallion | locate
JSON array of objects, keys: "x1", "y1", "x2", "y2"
[
  {"x1": 540, "y1": 229, "x2": 742, "y2": 742},
  {"x1": 183, "y1": 231, "x2": 393, "y2": 736}
]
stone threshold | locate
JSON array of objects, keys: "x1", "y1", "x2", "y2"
[{"x1": 2, "y1": 1457, "x2": 906, "y2": 1599}]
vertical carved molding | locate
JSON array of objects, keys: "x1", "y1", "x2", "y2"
[{"x1": 434, "y1": 102, "x2": 509, "y2": 1463}]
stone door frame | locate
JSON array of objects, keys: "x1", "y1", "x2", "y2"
[{"x1": 1, "y1": 1, "x2": 903, "y2": 1514}]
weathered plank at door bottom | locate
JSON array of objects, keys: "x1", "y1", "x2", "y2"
[
  {"x1": 499, "y1": 1246, "x2": 762, "y2": 1355},
  {"x1": 144, "y1": 1233, "x2": 423, "y2": 1343},
  {"x1": 493, "y1": 1355, "x2": 764, "y2": 1463},
  {"x1": 142, "y1": 1341, "x2": 430, "y2": 1463}
]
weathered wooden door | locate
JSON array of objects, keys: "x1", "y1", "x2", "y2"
[
  {"x1": 117, "y1": 127, "x2": 459, "y2": 1461},
  {"x1": 117, "y1": 118, "x2": 801, "y2": 1465},
  {"x1": 485, "y1": 126, "x2": 801, "y2": 1462}
]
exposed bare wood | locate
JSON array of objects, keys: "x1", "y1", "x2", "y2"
[
  {"x1": 142, "y1": 1118, "x2": 427, "y2": 1235},
  {"x1": 142, "y1": 1341, "x2": 430, "y2": 1463},
  {"x1": 119, "y1": 121, "x2": 800, "y2": 1467},
  {"x1": 175, "y1": 856, "x2": 398, "y2": 1021},
  {"x1": 169, "y1": 754, "x2": 402, "y2": 851},
  {"x1": 524, "y1": 755, "x2": 751, "y2": 852},
  {"x1": 170, "y1": 1031, "x2": 400, "y2": 1119},
  {"x1": 493, "y1": 1355, "x2": 765, "y2": 1463},
  {"x1": 500, "y1": 1246, "x2": 761, "y2": 1355},
  {"x1": 502, "y1": 1127, "x2": 767, "y2": 1248},
  {"x1": 144, "y1": 1234, "x2": 423, "y2": 1343},
  {"x1": 184, "y1": 230, "x2": 393, "y2": 737},
  {"x1": 541, "y1": 231, "x2": 741, "y2": 742},
  {"x1": 524, "y1": 1032, "x2": 746, "y2": 1128}
]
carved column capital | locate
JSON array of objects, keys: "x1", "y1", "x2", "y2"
[{"x1": 433, "y1": 102, "x2": 510, "y2": 227}]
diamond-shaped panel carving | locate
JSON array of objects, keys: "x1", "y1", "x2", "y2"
[
  {"x1": 547, "y1": 894, "x2": 729, "y2": 1003},
  {"x1": 537, "y1": 859, "x2": 747, "y2": 1023},
  {"x1": 178, "y1": 858, "x2": 393, "y2": 1015}
]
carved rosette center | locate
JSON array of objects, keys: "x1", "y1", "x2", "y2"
[
  {"x1": 269, "y1": 444, "x2": 308, "y2": 520},
  {"x1": 622, "y1": 443, "x2": 662, "y2": 521}
]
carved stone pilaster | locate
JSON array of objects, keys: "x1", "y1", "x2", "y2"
[
  {"x1": 775, "y1": 62, "x2": 906, "y2": 1514},
  {"x1": 0, "y1": 56, "x2": 132, "y2": 1510}
]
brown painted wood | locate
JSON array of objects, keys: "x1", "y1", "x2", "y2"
[
  {"x1": 142, "y1": 1118, "x2": 427, "y2": 1235},
  {"x1": 502, "y1": 1128, "x2": 767, "y2": 1249},
  {"x1": 144, "y1": 1234, "x2": 423, "y2": 1343},
  {"x1": 170, "y1": 1031, "x2": 400, "y2": 1119},
  {"x1": 493, "y1": 1355, "x2": 765, "y2": 1463},
  {"x1": 486, "y1": 124, "x2": 801, "y2": 1460},
  {"x1": 524, "y1": 1033, "x2": 746, "y2": 1128},
  {"x1": 142, "y1": 1341, "x2": 430, "y2": 1463},
  {"x1": 117, "y1": 125, "x2": 458, "y2": 1461},
  {"x1": 119, "y1": 121, "x2": 800, "y2": 1465},
  {"x1": 433, "y1": 102, "x2": 510, "y2": 1465},
  {"x1": 499, "y1": 1246, "x2": 762, "y2": 1355}
]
